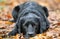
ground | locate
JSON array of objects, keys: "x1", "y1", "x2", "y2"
[{"x1": 0, "y1": 0, "x2": 60, "y2": 39}]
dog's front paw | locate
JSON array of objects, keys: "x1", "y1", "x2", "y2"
[{"x1": 8, "y1": 31, "x2": 17, "y2": 36}]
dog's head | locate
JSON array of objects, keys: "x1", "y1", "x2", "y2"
[
  {"x1": 20, "y1": 13, "x2": 40, "y2": 37},
  {"x1": 13, "y1": 2, "x2": 50, "y2": 38}
]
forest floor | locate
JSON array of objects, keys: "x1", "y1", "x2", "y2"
[{"x1": 0, "y1": 0, "x2": 60, "y2": 39}]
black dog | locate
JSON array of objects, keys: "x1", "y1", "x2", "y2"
[{"x1": 8, "y1": 1, "x2": 50, "y2": 39}]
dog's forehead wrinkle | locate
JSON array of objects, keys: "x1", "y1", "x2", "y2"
[
  {"x1": 20, "y1": 13, "x2": 40, "y2": 20},
  {"x1": 19, "y1": 3, "x2": 43, "y2": 17},
  {"x1": 25, "y1": 13, "x2": 40, "y2": 18},
  {"x1": 23, "y1": 19, "x2": 39, "y2": 26},
  {"x1": 27, "y1": 13, "x2": 33, "y2": 17}
]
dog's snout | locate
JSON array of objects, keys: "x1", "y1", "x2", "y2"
[{"x1": 28, "y1": 24, "x2": 33, "y2": 32}]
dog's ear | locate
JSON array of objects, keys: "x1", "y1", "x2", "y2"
[
  {"x1": 12, "y1": 6, "x2": 20, "y2": 22},
  {"x1": 13, "y1": 6, "x2": 20, "y2": 12},
  {"x1": 42, "y1": 7, "x2": 49, "y2": 17}
]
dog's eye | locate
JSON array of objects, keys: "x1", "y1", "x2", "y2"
[
  {"x1": 32, "y1": 23, "x2": 35, "y2": 26},
  {"x1": 32, "y1": 23, "x2": 37, "y2": 27},
  {"x1": 25, "y1": 24, "x2": 28, "y2": 27},
  {"x1": 23, "y1": 23, "x2": 28, "y2": 27}
]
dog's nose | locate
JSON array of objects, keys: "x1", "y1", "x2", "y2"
[
  {"x1": 28, "y1": 32, "x2": 34, "y2": 37},
  {"x1": 28, "y1": 34, "x2": 33, "y2": 37}
]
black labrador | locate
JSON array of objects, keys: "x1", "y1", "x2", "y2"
[{"x1": 8, "y1": 1, "x2": 50, "y2": 39}]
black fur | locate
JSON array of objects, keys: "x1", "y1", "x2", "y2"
[{"x1": 8, "y1": 1, "x2": 50, "y2": 39}]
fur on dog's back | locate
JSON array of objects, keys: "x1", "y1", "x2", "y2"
[{"x1": 18, "y1": 1, "x2": 47, "y2": 18}]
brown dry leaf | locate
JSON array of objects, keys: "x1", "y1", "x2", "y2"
[
  {"x1": 0, "y1": 0, "x2": 60, "y2": 39},
  {"x1": 46, "y1": 36, "x2": 53, "y2": 39},
  {"x1": 0, "y1": 37, "x2": 2, "y2": 39},
  {"x1": 54, "y1": 28, "x2": 60, "y2": 32},
  {"x1": 0, "y1": 31, "x2": 3, "y2": 34},
  {"x1": 10, "y1": 34, "x2": 25, "y2": 39},
  {"x1": 58, "y1": 37, "x2": 60, "y2": 39},
  {"x1": 29, "y1": 33, "x2": 46, "y2": 39},
  {"x1": 0, "y1": 26, "x2": 7, "y2": 29},
  {"x1": 54, "y1": 0, "x2": 60, "y2": 3},
  {"x1": 10, "y1": 36, "x2": 16, "y2": 39},
  {"x1": 56, "y1": 22, "x2": 60, "y2": 26},
  {"x1": 0, "y1": 21, "x2": 4, "y2": 24},
  {"x1": 5, "y1": 21, "x2": 13, "y2": 25},
  {"x1": 15, "y1": 34, "x2": 20, "y2": 39},
  {"x1": 5, "y1": 0, "x2": 15, "y2": 4},
  {"x1": 5, "y1": 13, "x2": 12, "y2": 19}
]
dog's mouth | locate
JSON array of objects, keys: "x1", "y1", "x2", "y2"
[{"x1": 24, "y1": 34, "x2": 35, "y2": 39}]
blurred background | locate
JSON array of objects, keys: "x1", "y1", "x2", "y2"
[{"x1": 0, "y1": 0, "x2": 60, "y2": 39}]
